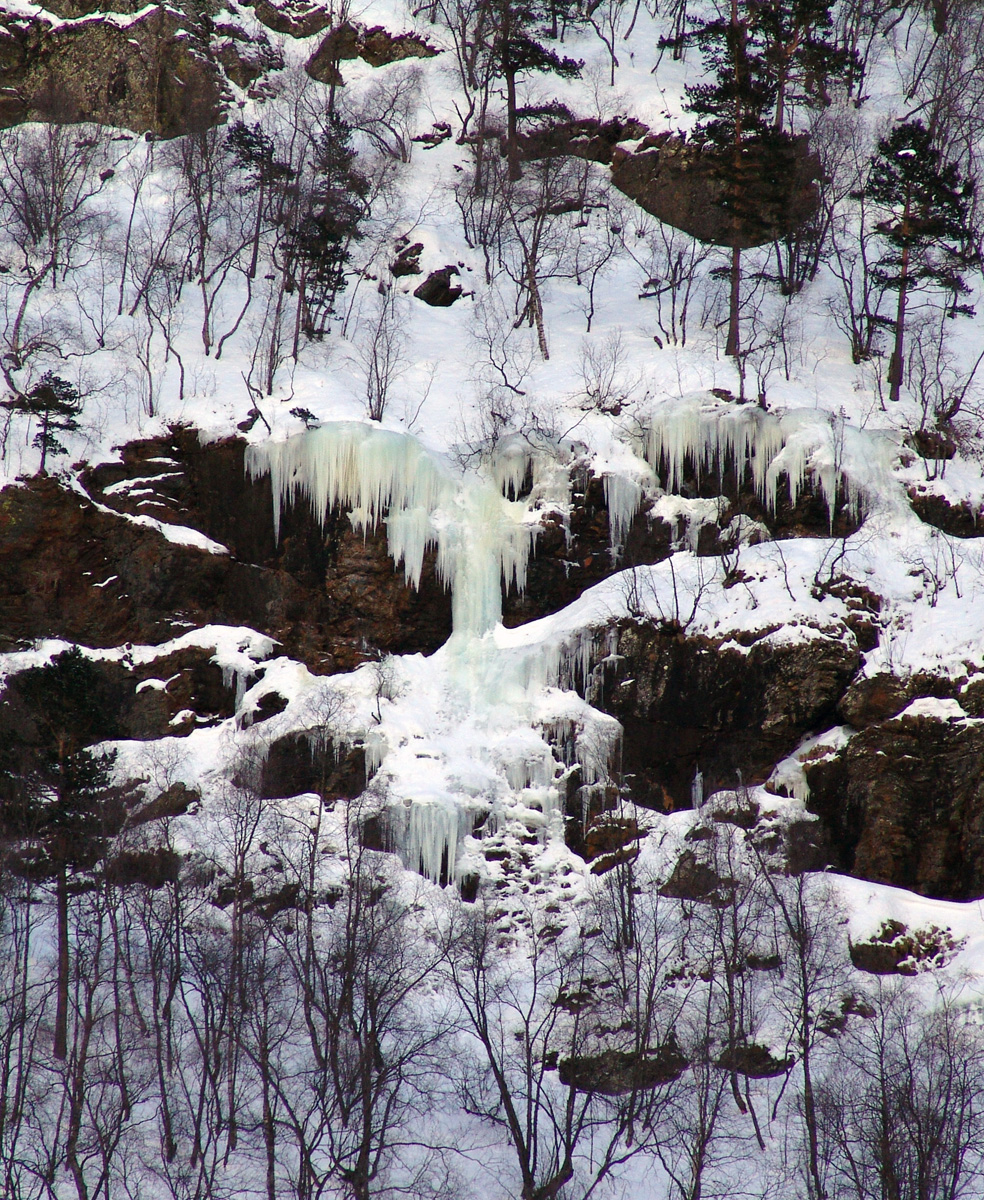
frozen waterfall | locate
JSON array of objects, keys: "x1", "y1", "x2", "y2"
[
  {"x1": 246, "y1": 421, "x2": 539, "y2": 636},
  {"x1": 638, "y1": 395, "x2": 900, "y2": 526}
]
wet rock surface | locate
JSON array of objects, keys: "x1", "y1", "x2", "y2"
[
  {"x1": 596, "y1": 622, "x2": 859, "y2": 810},
  {"x1": 806, "y1": 707, "x2": 984, "y2": 900}
]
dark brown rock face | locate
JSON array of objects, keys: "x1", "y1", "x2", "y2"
[
  {"x1": 906, "y1": 487, "x2": 984, "y2": 537},
  {"x1": 502, "y1": 476, "x2": 676, "y2": 627},
  {"x1": 0, "y1": 429, "x2": 452, "y2": 670},
  {"x1": 0, "y1": 7, "x2": 226, "y2": 135},
  {"x1": 610, "y1": 134, "x2": 820, "y2": 249},
  {"x1": 596, "y1": 623, "x2": 859, "y2": 810},
  {"x1": 806, "y1": 708, "x2": 984, "y2": 900}
]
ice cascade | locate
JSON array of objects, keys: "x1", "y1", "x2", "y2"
[
  {"x1": 640, "y1": 394, "x2": 901, "y2": 524},
  {"x1": 247, "y1": 424, "x2": 632, "y2": 891},
  {"x1": 246, "y1": 422, "x2": 539, "y2": 635}
]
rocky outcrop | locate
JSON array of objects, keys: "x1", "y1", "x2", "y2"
[
  {"x1": 849, "y1": 919, "x2": 963, "y2": 975},
  {"x1": 212, "y1": 25, "x2": 284, "y2": 92},
  {"x1": 906, "y1": 486, "x2": 984, "y2": 537},
  {"x1": 0, "y1": 430, "x2": 452, "y2": 670},
  {"x1": 259, "y1": 731, "x2": 366, "y2": 801},
  {"x1": 247, "y1": 0, "x2": 335, "y2": 38},
  {"x1": 806, "y1": 704, "x2": 984, "y2": 900},
  {"x1": 596, "y1": 622, "x2": 859, "y2": 810},
  {"x1": 559, "y1": 1041, "x2": 687, "y2": 1094},
  {"x1": 716, "y1": 1042, "x2": 793, "y2": 1078},
  {"x1": 306, "y1": 20, "x2": 438, "y2": 83},
  {"x1": 0, "y1": 6, "x2": 227, "y2": 135},
  {"x1": 517, "y1": 114, "x2": 649, "y2": 164},
  {"x1": 610, "y1": 133, "x2": 820, "y2": 249}
]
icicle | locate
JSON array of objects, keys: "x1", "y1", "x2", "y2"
[
  {"x1": 490, "y1": 432, "x2": 533, "y2": 499},
  {"x1": 363, "y1": 730, "x2": 388, "y2": 778},
  {"x1": 220, "y1": 664, "x2": 252, "y2": 710},
  {"x1": 691, "y1": 768, "x2": 704, "y2": 809},
  {"x1": 603, "y1": 473, "x2": 643, "y2": 556},
  {"x1": 393, "y1": 800, "x2": 472, "y2": 885},
  {"x1": 641, "y1": 395, "x2": 898, "y2": 524}
]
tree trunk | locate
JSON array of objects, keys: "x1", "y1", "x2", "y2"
[
  {"x1": 888, "y1": 243, "x2": 910, "y2": 403},
  {"x1": 506, "y1": 68, "x2": 520, "y2": 182},
  {"x1": 726, "y1": 246, "x2": 741, "y2": 357},
  {"x1": 54, "y1": 866, "x2": 69, "y2": 1060}
]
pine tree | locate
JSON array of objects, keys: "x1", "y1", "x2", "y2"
[
  {"x1": 662, "y1": 0, "x2": 854, "y2": 351},
  {"x1": 663, "y1": 0, "x2": 778, "y2": 358},
  {"x1": 1, "y1": 372, "x2": 82, "y2": 474},
  {"x1": 292, "y1": 114, "x2": 370, "y2": 337},
  {"x1": 0, "y1": 647, "x2": 121, "y2": 1059},
  {"x1": 867, "y1": 120, "x2": 977, "y2": 403},
  {"x1": 490, "y1": 0, "x2": 584, "y2": 180},
  {"x1": 227, "y1": 120, "x2": 294, "y2": 281},
  {"x1": 757, "y1": 0, "x2": 856, "y2": 133}
]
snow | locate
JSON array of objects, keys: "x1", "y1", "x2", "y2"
[{"x1": 3, "y1": 6, "x2": 984, "y2": 1193}]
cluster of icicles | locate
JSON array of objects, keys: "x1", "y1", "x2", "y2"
[
  {"x1": 640, "y1": 395, "x2": 899, "y2": 527},
  {"x1": 247, "y1": 422, "x2": 538, "y2": 635},
  {"x1": 245, "y1": 401, "x2": 889, "y2": 885}
]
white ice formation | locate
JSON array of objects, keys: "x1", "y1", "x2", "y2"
[
  {"x1": 246, "y1": 422, "x2": 539, "y2": 635},
  {"x1": 637, "y1": 394, "x2": 901, "y2": 527},
  {"x1": 246, "y1": 423, "x2": 627, "y2": 887}
]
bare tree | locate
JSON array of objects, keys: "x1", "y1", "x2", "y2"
[
  {"x1": 0, "y1": 123, "x2": 121, "y2": 396},
  {"x1": 351, "y1": 286, "x2": 410, "y2": 422},
  {"x1": 816, "y1": 979, "x2": 984, "y2": 1200}
]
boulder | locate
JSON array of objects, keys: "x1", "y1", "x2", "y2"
[
  {"x1": 716, "y1": 1041, "x2": 793, "y2": 1078},
  {"x1": 849, "y1": 919, "x2": 963, "y2": 975},
  {"x1": 413, "y1": 266, "x2": 463, "y2": 306},
  {"x1": 610, "y1": 133, "x2": 820, "y2": 250}
]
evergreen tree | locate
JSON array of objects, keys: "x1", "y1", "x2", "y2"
[
  {"x1": 868, "y1": 120, "x2": 977, "y2": 403},
  {"x1": 292, "y1": 114, "x2": 370, "y2": 337},
  {"x1": 0, "y1": 647, "x2": 121, "y2": 1059},
  {"x1": 757, "y1": 0, "x2": 856, "y2": 133},
  {"x1": 663, "y1": 0, "x2": 778, "y2": 358},
  {"x1": 1, "y1": 373, "x2": 82, "y2": 474},
  {"x1": 489, "y1": 0, "x2": 584, "y2": 180},
  {"x1": 662, "y1": 0, "x2": 854, "y2": 352},
  {"x1": 227, "y1": 120, "x2": 294, "y2": 281}
]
